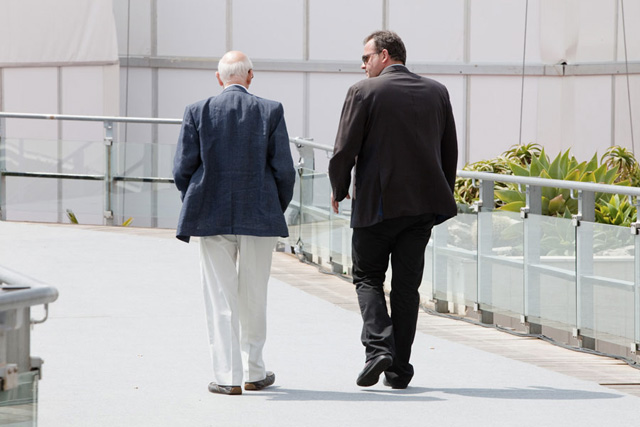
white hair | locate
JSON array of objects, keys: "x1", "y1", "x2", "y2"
[{"x1": 217, "y1": 54, "x2": 253, "y2": 84}]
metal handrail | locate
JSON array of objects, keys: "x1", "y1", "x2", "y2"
[
  {"x1": 457, "y1": 170, "x2": 640, "y2": 198},
  {"x1": 0, "y1": 265, "x2": 58, "y2": 314}
]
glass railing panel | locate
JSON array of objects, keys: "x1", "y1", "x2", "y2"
[
  {"x1": 1, "y1": 138, "x2": 104, "y2": 174},
  {"x1": 578, "y1": 221, "x2": 635, "y2": 348},
  {"x1": 526, "y1": 214, "x2": 576, "y2": 332},
  {"x1": 432, "y1": 213, "x2": 478, "y2": 308},
  {"x1": 297, "y1": 168, "x2": 332, "y2": 267},
  {"x1": 112, "y1": 181, "x2": 180, "y2": 228},
  {"x1": 2, "y1": 176, "x2": 104, "y2": 224},
  {"x1": 478, "y1": 210, "x2": 524, "y2": 317},
  {"x1": 115, "y1": 140, "x2": 176, "y2": 178},
  {"x1": 329, "y1": 206, "x2": 352, "y2": 276}
]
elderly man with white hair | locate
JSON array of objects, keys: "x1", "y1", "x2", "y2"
[{"x1": 173, "y1": 51, "x2": 296, "y2": 395}]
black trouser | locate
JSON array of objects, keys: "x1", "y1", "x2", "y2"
[{"x1": 352, "y1": 213, "x2": 435, "y2": 386}]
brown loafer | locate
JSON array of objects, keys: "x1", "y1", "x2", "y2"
[
  {"x1": 208, "y1": 382, "x2": 242, "y2": 395},
  {"x1": 244, "y1": 371, "x2": 275, "y2": 391}
]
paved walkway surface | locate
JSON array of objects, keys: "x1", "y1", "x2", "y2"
[{"x1": 1, "y1": 221, "x2": 640, "y2": 426}]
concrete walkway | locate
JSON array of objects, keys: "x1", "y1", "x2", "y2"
[{"x1": 1, "y1": 221, "x2": 640, "y2": 426}]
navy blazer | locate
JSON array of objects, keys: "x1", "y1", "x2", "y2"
[
  {"x1": 173, "y1": 85, "x2": 296, "y2": 242},
  {"x1": 329, "y1": 65, "x2": 458, "y2": 228}
]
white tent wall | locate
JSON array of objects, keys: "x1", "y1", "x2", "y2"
[{"x1": 112, "y1": 0, "x2": 639, "y2": 175}]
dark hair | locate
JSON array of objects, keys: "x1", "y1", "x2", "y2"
[{"x1": 364, "y1": 31, "x2": 406, "y2": 65}]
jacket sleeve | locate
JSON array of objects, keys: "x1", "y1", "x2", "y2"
[
  {"x1": 329, "y1": 85, "x2": 366, "y2": 202},
  {"x1": 173, "y1": 106, "x2": 201, "y2": 201},
  {"x1": 440, "y1": 89, "x2": 459, "y2": 192},
  {"x1": 268, "y1": 104, "x2": 296, "y2": 212}
]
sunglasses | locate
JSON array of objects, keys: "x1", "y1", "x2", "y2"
[{"x1": 361, "y1": 51, "x2": 380, "y2": 65}]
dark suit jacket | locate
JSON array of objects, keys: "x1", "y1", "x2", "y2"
[
  {"x1": 173, "y1": 85, "x2": 296, "y2": 242},
  {"x1": 329, "y1": 65, "x2": 458, "y2": 228}
]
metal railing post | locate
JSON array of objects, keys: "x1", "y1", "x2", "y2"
[
  {"x1": 475, "y1": 179, "x2": 494, "y2": 322},
  {"x1": 632, "y1": 199, "x2": 640, "y2": 357},
  {"x1": 0, "y1": 116, "x2": 5, "y2": 221},
  {"x1": 103, "y1": 121, "x2": 114, "y2": 226},
  {"x1": 522, "y1": 184, "x2": 541, "y2": 330},
  {"x1": 574, "y1": 190, "x2": 595, "y2": 347}
]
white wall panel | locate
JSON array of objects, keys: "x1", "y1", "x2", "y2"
[
  {"x1": 157, "y1": 0, "x2": 226, "y2": 57},
  {"x1": 61, "y1": 67, "x2": 107, "y2": 142},
  {"x1": 232, "y1": 0, "x2": 304, "y2": 60},
  {"x1": 616, "y1": 0, "x2": 640, "y2": 61},
  {"x1": 112, "y1": 0, "x2": 152, "y2": 56},
  {"x1": 468, "y1": 76, "x2": 538, "y2": 162},
  {"x1": 572, "y1": 76, "x2": 612, "y2": 161},
  {"x1": 614, "y1": 75, "x2": 640, "y2": 151},
  {"x1": 308, "y1": 72, "x2": 365, "y2": 172},
  {"x1": 249, "y1": 71, "x2": 305, "y2": 138},
  {"x1": 2, "y1": 67, "x2": 58, "y2": 140},
  {"x1": 119, "y1": 67, "x2": 153, "y2": 145},
  {"x1": 470, "y1": 0, "x2": 539, "y2": 63},
  {"x1": 575, "y1": 0, "x2": 616, "y2": 62},
  {"x1": 308, "y1": 0, "x2": 383, "y2": 61},
  {"x1": 389, "y1": 0, "x2": 465, "y2": 62},
  {"x1": 537, "y1": 76, "x2": 612, "y2": 161}
]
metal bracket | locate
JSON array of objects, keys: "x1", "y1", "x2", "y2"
[
  {"x1": 472, "y1": 200, "x2": 482, "y2": 213},
  {"x1": 631, "y1": 222, "x2": 640, "y2": 235},
  {"x1": 572, "y1": 214, "x2": 582, "y2": 227},
  {"x1": 104, "y1": 210, "x2": 114, "y2": 220},
  {"x1": 0, "y1": 364, "x2": 18, "y2": 391},
  {"x1": 520, "y1": 206, "x2": 529, "y2": 219},
  {"x1": 473, "y1": 302, "x2": 481, "y2": 312},
  {"x1": 631, "y1": 343, "x2": 639, "y2": 354},
  {"x1": 520, "y1": 315, "x2": 528, "y2": 325},
  {"x1": 103, "y1": 121, "x2": 114, "y2": 146},
  {"x1": 572, "y1": 328, "x2": 580, "y2": 339},
  {"x1": 31, "y1": 303, "x2": 50, "y2": 325}
]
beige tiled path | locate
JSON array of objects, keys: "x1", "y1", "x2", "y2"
[{"x1": 271, "y1": 252, "x2": 640, "y2": 398}]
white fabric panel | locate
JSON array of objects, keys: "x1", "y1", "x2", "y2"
[
  {"x1": 0, "y1": 0, "x2": 118, "y2": 64},
  {"x1": 233, "y1": 0, "x2": 304, "y2": 60},
  {"x1": 470, "y1": 0, "x2": 539, "y2": 63},
  {"x1": 2, "y1": 67, "x2": 58, "y2": 139},
  {"x1": 112, "y1": 0, "x2": 152, "y2": 57},
  {"x1": 615, "y1": 0, "x2": 640, "y2": 61},
  {"x1": 389, "y1": 0, "x2": 465, "y2": 62},
  {"x1": 537, "y1": 76, "x2": 612, "y2": 161},
  {"x1": 614, "y1": 75, "x2": 640, "y2": 150},
  {"x1": 249, "y1": 71, "x2": 305, "y2": 138},
  {"x1": 308, "y1": 0, "x2": 383, "y2": 61},
  {"x1": 468, "y1": 76, "x2": 538, "y2": 163},
  {"x1": 157, "y1": 0, "x2": 226, "y2": 57}
]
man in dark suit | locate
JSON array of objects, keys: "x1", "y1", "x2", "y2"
[
  {"x1": 173, "y1": 51, "x2": 296, "y2": 395},
  {"x1": 329, "y1": 31, "x2": 458, "y2": 389}
]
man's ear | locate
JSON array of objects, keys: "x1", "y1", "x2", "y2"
[{"x1": 216, "y1": 72, "x2": 225, "y2": 87}]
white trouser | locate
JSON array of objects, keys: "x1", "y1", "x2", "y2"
[{"x1": 199, "y1": 234, "x2": 277, "y2": 386}]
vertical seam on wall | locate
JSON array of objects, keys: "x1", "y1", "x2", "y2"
[
  {"x1": 226, "y1": 0, "x2": 233, "y2": 52},
  {"x1": 611, "y1": 0, "x2": 619, "y2": 148},
  {"x1": 382, "y1": 0, "x2": 389, "y2": 29},
  {"x1": 303, "y1": 0, "x2": 310, "y2": 137},
  {"x1": 57, "y1": 67, "x2": 63, "y2": 223},
  {"x1": 151, "y1": 0, "x2": 159, "y2": 227},
  {"x1": 463, "y1": 0, "x2": 471, "y2": 165}
]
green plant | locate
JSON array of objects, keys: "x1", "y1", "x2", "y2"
[
  {"x1": 495, "y1": 149, "x2": 624, "y2": 218},
  {"x1": 595, "y1": 194, "x2": 637, "y2": 227},
  {"x1": 65, "y1": 209, "x2": 133, "y2": 226},
  {"x1": 601, "y1": 145, "x2": 640, "y2": 186},
  {"x1": 503, "y1": 142, "x2": 543, "y2": 166}
]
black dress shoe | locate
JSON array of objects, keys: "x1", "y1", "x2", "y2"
[
  {"x1": 383, "y1": 377, "x2": 408, "y2": 389},
  {"x1": 208, "y1": 382, "x2": 242, "y2": 395},
  {"x1": 356, "y1": 355, "x2": 393, "y2": 387},
  {"x1": 244, "y1": 371, "x2": 275, "y2": 391}
]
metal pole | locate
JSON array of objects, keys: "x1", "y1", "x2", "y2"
[{"x1": 104, "y1": 121, "x2": 114, "y2": 226}]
